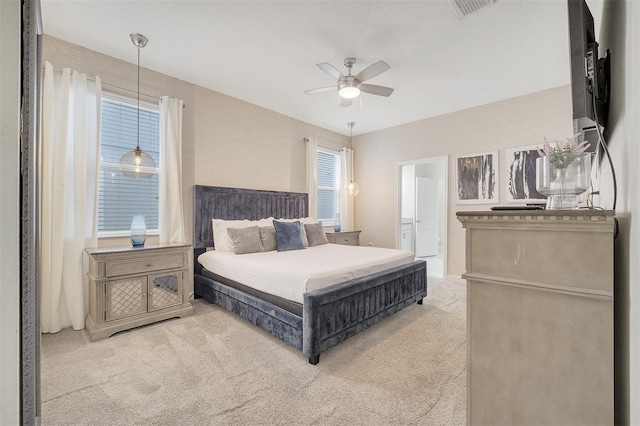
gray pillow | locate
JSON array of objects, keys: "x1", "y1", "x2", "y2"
[
  {"x1": 273, "y1": 220, "x2": 305, "y2": 252},
  {"x1": 299, "y1": 222, "x2": 309, "y2": 247},
  {"x1": 259, "y1": 226, "x2": 277, "y2": 251},
  {"x1": 227, "y1": 226, "x2": 264, "y2": 255},
  {"x1": 304, "y1": 222, "x2": 329, "y2": 247}
]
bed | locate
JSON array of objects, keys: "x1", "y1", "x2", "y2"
[{"x1": 193, "y1": 185, "x2": 427, "y2": 364}]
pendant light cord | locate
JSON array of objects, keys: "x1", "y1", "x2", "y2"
[
  {"x1": 136, "y1": 43, "x2": 141, "y2": 150},
  {"x1": 348, "y1": 122, "x2": 355, "y2": 183},
  {"x1": 350, "y1": 125, "x2": 353, "y2": 183}
]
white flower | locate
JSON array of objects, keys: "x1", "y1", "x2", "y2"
[{"x1": 537, "y1": 134, "x2": 590, "y2": 169}]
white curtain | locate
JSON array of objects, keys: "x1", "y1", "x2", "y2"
[
  {"x1": 306, "y1": 138, "x2": 318, "y2": 219},
  {"x1": 41, "y1": 61, "x2": 102, "y2": 333},
  {"x1": 159, "y1": 96, "x2": 185, "y2": 243},
  {"x1": 340, "y1": 148, "x2": 355, "y2": 231}
]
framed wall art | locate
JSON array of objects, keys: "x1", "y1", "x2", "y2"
[
  {"x1": 455, "y1": 151, "x2": 499, "y2": 204},
  {"x1": 505, "y1": 145, "x2": 546, "y2": 203}
]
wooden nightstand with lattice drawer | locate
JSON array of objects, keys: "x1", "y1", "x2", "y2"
[
  {"x1": 325, "y1": 230, "x2": 361, "y2": 246},
  {"x1": 84, "y1": 243, "x2": 193, "y2": 341}
]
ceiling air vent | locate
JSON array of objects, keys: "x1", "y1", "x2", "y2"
[{"x1": 447, "y1": 0, "x2": 496, "y2": 19}]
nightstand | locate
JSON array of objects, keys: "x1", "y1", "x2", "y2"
[
  {"x1": 84, "y1": 242, "x2": 194, "y2": 341},
  {"x1": 326, "y1": 230, "x2": 361, "y2": 246}
]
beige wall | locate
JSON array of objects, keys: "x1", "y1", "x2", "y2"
[
  {"x1": 43, "y1": 35, "x2": 572, "y2": 278},
  {"x1": 43, "y1": 36, "x2": 347, "y2": 248},
  {"x1": 598, "y1": 1, "x2": 639, "y2": 423},
  {"x1": 353, "y1": 86, "x2": 573, "y2": 276}
]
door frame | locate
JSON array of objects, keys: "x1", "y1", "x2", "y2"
[{"x1": 396, "y1": 155, "x2": 448, "y2": 277}]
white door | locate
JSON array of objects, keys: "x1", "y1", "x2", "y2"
[{"x1": 415, "y1": 177, "x2": 438, "y2": 257}]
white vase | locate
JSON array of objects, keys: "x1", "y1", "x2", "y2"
[
  {"x1": 536, "y1": 153, "x2": 591, "y2": 210},
  {"x1": 130, "y1": 214, "x2": 147, "y2": 247},
  {"x1": 334, "y1": 213, "x2": 341, "y2": 232}
]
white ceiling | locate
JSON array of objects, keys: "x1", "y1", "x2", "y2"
[{"x1": 40, "y1": 0, "x2": 602, "y2": 136}]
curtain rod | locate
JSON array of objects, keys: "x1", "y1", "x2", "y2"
[
  {"x1": 45, "y1": 65, "x2": 186, "y2": 108},
  {"x1": 103, "y1": 81, "x2": 187, "y2": 108}
]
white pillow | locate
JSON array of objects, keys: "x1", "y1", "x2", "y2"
[{"x1": 212, "y1": 217, "x2": 275, "y2": 252}]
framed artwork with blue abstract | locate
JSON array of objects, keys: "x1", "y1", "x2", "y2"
[
  {"x1": 455, "y1": 151, "x2": 499, "y2": 204},
  {"x1": 505, "y1": 145, "x2": 546, "y2": 203}
]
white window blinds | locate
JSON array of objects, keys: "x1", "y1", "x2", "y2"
[
  {"x1": 98, "y1": 96, "x2": 160, "y2": 234},
  {"x1": 317, "y1": 149, "x2": 341, "y2": 223}
]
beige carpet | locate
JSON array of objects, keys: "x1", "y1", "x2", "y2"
[{"x1": 41, "y1": 277, "x2": 466, "y2": 425}]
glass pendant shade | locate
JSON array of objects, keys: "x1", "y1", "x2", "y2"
[
  {"x1": 344, "y1": 181, "x2": 360, "y2": 197},
  {"x1": 120, "y1": 147, "x2": 156, "y2": 178}
]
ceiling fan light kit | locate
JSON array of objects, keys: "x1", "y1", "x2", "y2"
[
  {"x1": 338, "y1": 79, "x2": 360, "y2": 99},
  {"x1": 305, "y1": 57, "x2": 394, "y2": 106}
]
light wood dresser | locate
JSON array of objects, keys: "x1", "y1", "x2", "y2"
[
  {"x1": 326, "y1": 230, "x2": 361, "y2": 246},
  {"x1": 84, "y1": 242, "x2": 194, "y2": 341},
  {"x1": 457, "y1": 210, "x2": 615, "y2": 425}
]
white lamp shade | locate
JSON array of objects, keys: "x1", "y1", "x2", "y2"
[{"x1": 339, "y1": 86, "x2": 360, "y2": 99}]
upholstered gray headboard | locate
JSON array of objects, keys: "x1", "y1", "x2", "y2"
[{"x1": 193, "y1": 185, "x2": 309, "y2": 251}]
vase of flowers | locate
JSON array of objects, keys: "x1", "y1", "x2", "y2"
[{"x1": 536, "y1": 135, "x2": 592, "y2": 210}]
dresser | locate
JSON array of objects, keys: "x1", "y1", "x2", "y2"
[
  {"x1": 326, "y1": 230, "x2": 361, "y2": 246},
  {"x1": 84, "y1": 243, "x2": 194, "y2": 341},
  {"x1": 457, "y1": 210, "x2": 615, "y2": 425}
]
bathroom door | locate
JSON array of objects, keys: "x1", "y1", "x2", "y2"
[{"x1": 415, "y1": 177, "x2": 438, "y2": 257}]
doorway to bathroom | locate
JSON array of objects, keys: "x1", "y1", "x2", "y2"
[{"x1": 397, "y1": 156, "x2": 448, "y2": 278}]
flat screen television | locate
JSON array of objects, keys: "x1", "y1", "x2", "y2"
[{"x1": 567, "y1": 0, "x2": 610, "y2": 153}]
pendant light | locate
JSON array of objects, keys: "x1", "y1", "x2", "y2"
[
  {"x1": 119, "y1": 33, "x2": 156, "y2": 178},
  {"x1": 345, "y1": 122, "x2": 360, "y2": 197}
]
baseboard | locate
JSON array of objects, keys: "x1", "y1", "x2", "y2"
[{"x1": 446, "y1": 274, "x2": 466, "y2": 284}]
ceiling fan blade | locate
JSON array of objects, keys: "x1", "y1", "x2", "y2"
[
  {"x1": 305, "y1": 86, "x2": 336, "y2": 95},
  {"x1": 317, "y1": 63, "x2": 344, "y2": 80},
  {"x1": 360, "y1": 84, "x2": 394, "y2": 97},
  {"x1": 339, "y1": 97, "x2": 353, "y2": 107},
  {"x1": 355, "y1": 60, "x2": 390, "y2": 82}
]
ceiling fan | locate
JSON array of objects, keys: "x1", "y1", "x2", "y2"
[{"x1": 305, "y1": 57, "x2": 394, "y2": 107}]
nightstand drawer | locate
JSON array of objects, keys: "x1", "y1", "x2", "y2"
[
  {"x1": 106, "y1": 253, "x2": 184, "y2": 277},
  {"x1": 334, "y1": 235, "x2": 357, "y2": 245},
  {"x1": 326, "y1": 231, "x2": 361, "y2": 246}
]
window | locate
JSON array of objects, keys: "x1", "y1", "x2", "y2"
[
  {"x1": 98, "y1": 95, "x2": 160, "y2": 235},
  {"x1": 316, "y1": 149, "x2": 341, "y2": 224}
]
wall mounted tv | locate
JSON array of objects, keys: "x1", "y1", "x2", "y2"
[{"x1": 568, "y1": 0, "x2": 610, "y2": 153}]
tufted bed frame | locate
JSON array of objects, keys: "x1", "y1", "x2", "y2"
[{"x1": 193, "y1": 185, "x2": 427, "y2": 364}]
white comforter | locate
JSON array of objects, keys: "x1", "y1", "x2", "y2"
[{"x1": 197, "y1": 244, "x2": 416, "y2": 304}]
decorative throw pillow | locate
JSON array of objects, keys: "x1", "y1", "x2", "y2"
[
  {"x1": 299, "y1": 222, "x2": 309, "y2": 247},
  {"x1": 276, "y1": 217, "x2": 311, "y2": 247},
  {"x1": 259, "y1": 226, "x2": 277, "y2": 251},
  {"x1": 227, "y1": 226, "x2": 264, "y2": 255},
  {"x1": 273, "y1": 220, "x2": 305, "y2": 252},
  {"x1": 304, "y1": 222, "x2": 329, "y2": 247},
  {"x1": 212, "y1": 219, "x2": 250, "y2": 252}
]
